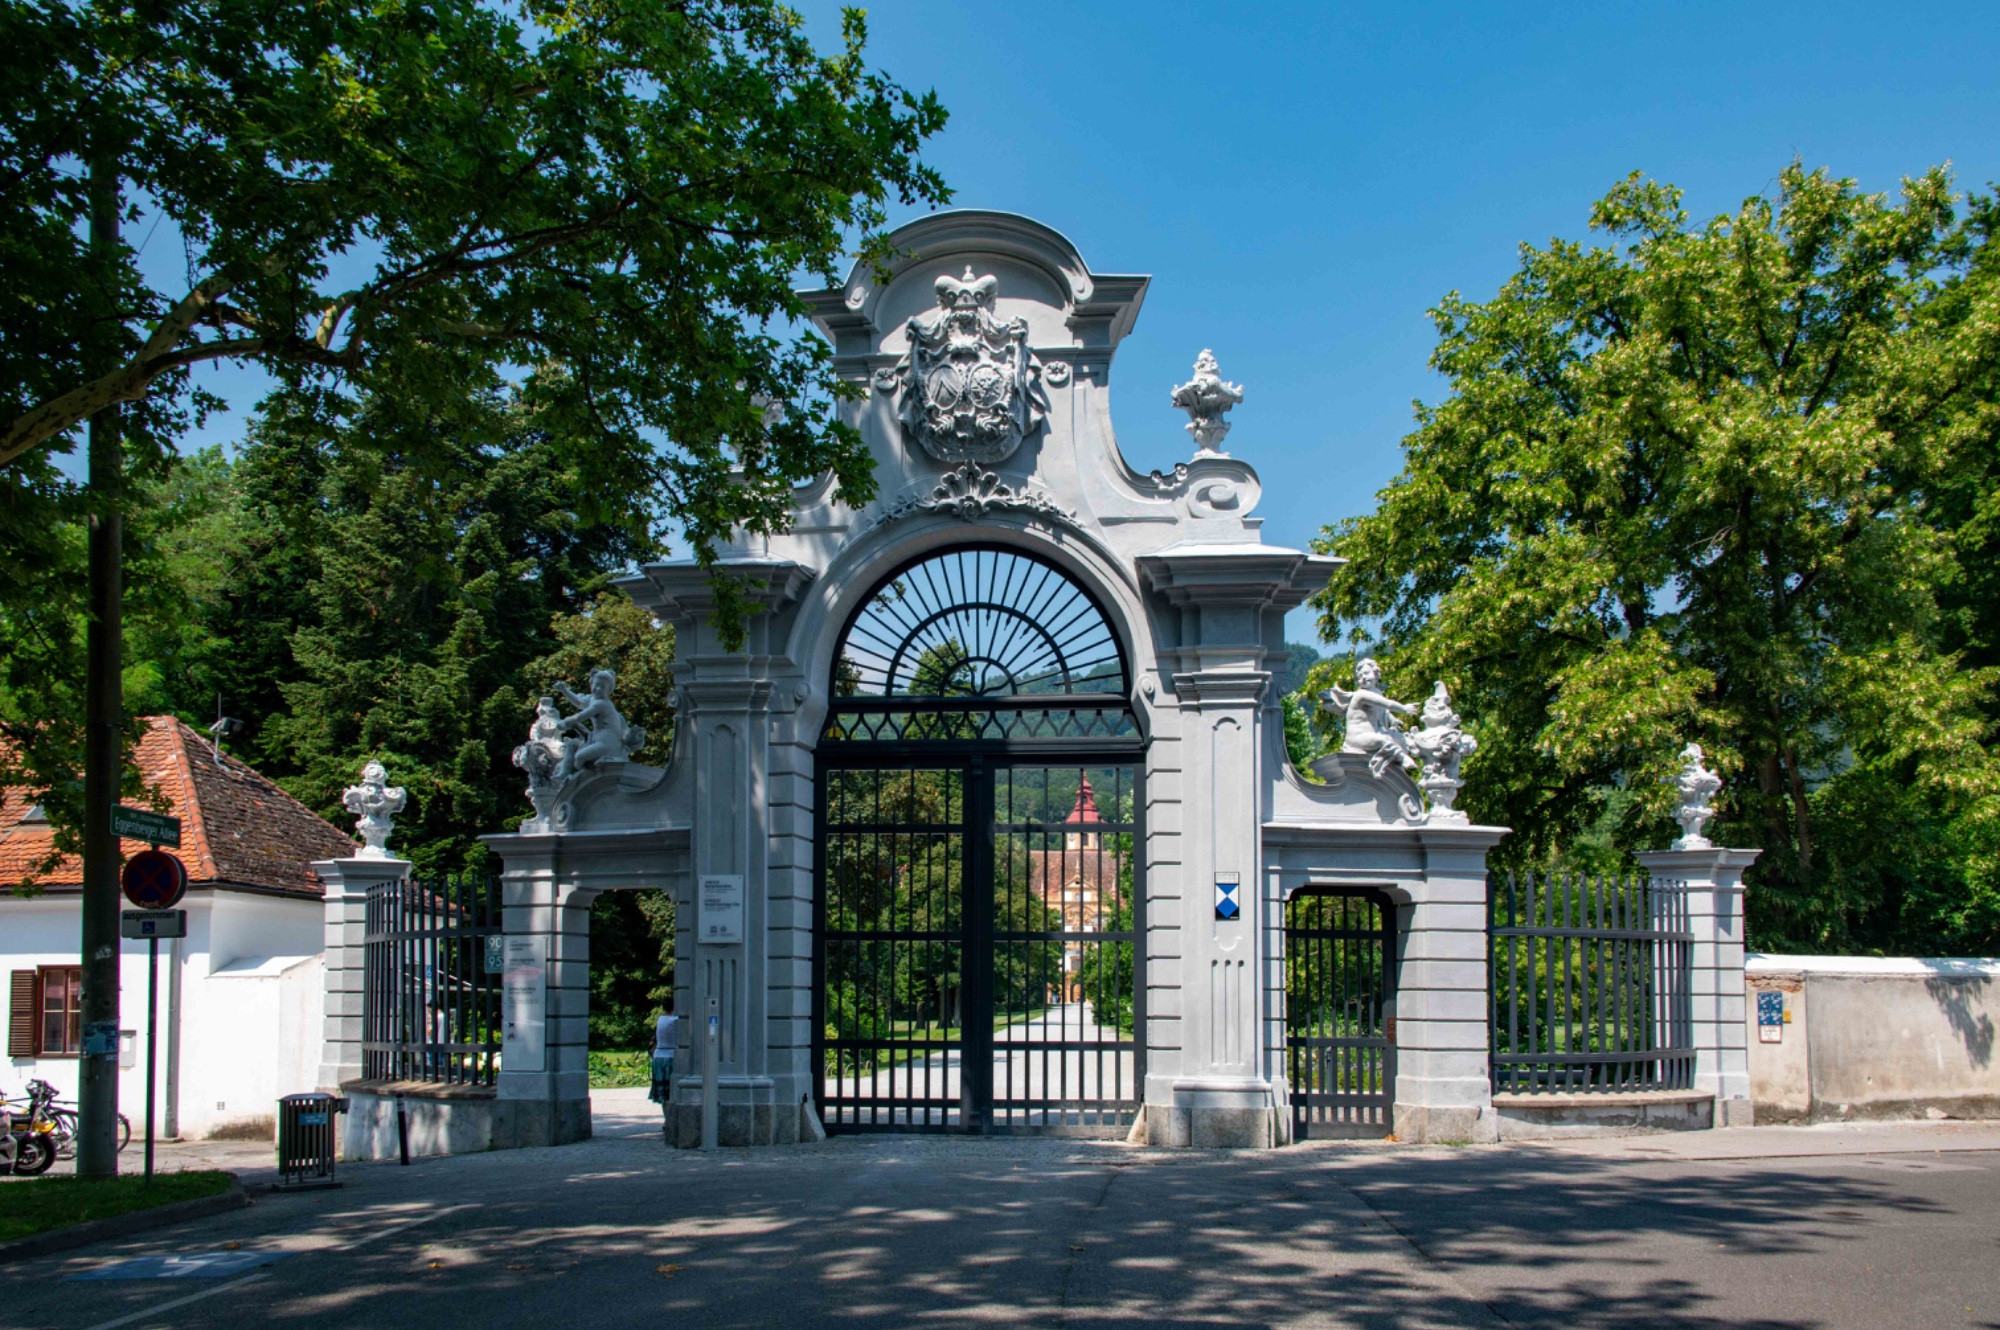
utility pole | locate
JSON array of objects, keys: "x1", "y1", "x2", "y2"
[{"x1": 77, "y1": 138, "x2": 123, "y2": 1181}]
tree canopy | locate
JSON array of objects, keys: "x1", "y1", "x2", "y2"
[
  {"x1": 5, "y1": 0, "x2": 944, "y2": 527},
  {"x1": 1314, "y1": 163, "x2": 2000, "y2": 955},
  {"x1": 1, "y1": 0, "x2": 947, "y2": 855}
]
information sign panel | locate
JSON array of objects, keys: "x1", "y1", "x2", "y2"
[
  {"x1": 1756, "y1": 989, "x2": 1786, "y2": 1044},
  {"x1": 699, "y1": 874, "x2": 745, "y2": 944},
  {"x1": 500, "y1": 936, "x2": 547, "y2": 1073}
]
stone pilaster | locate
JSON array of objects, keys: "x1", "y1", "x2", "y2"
[
  {"x1": 1636, "y1": 846, "x2": 1760, "y2": 1126},
  {"x1": 1158, "y1": 667, "x2": 1275, "y2": 1146},
  {"x1": 1396, "y1": 828, "x2": 1506, "y2": 1142},
  {"x1": 1138, "y1": 544, "x2": 1335, "y2": 1147},
  {"x1": 490, "y1": 835, "x2": 593, "y2": 1147},
  {"x1": 619, "y1": 557, "x2": 814, "y2": 1147},
  {"x1": 311, "y1": 854, "x2": 407, "y2": 1092}
]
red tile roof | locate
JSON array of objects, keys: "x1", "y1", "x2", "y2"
[{"x1": 0, "y1": 717, "x2": 356, "y2": 898}]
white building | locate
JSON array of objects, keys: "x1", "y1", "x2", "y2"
[{"x1": 3, "y1": 716, "x2": 353, "y2": 1140}]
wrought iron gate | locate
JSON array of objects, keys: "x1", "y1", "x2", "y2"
[
  {"x1": 815, "y1": 760, "x2": 1142, "y2": 1133},
  {"x1": 813, "y1": 546, "x2": 1144, "y2": 1135},
  {"x1": 1284, "y1": 887, "x2": 1396, "y2": 1139},
  {"x1": 362, "y1": 872, "x2": 503, "y2": 1086}
]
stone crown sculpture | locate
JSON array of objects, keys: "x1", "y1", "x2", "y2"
[
  {"x1": 1671, "y1": 742, "x2": 1723, "y2": 850},
  {"x1": 513, "y1": 669, "x2": 648, "y2": 830},
  {"x1": 893, "y1": 267, "x2": 1049, "y2": 464},
  {"x1": 1409, "y1": 682, "x2": 1479, "y2": 824},
  {"x1": 1170, "y1": 349, "x2": 1244, "y2": 453},
  {"x1": 341, "y1": 759, "x2": 406, "y2": 860}
]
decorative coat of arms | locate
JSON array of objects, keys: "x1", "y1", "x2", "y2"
[{"x1": 894, "y1": 267, "x2": 1050, "y2": 464}]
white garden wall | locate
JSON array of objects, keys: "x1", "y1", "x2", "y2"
[{"x1": 1747, "y1": 955, "x2": 2000, "y2": 1123}]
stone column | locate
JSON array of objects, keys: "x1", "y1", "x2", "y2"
[
  {"x1": 1634, "y1": 846, "x2": 1761, "y2": 1126},
  {"x1": 1396, "y1": 828, "x2": 1506, "y2": 1143},
  {"x1": 491, "y1": 834, "x2": 596, "y2": 1147},
  {"x1": 312, "y1": 853, "x2": 407, "y2": 1091},
  {"x1": 1138, "y1": 543, "x2": 1333, "y2": 1148}
]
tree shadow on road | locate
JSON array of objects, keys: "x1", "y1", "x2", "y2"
[{"x1": 209, "y1": 1137, "x2": 1952, "y2": 1330}]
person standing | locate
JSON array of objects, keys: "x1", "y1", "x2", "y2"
[{"x1": 649, "y1": 998, "x2": 679, "y2": 1113}]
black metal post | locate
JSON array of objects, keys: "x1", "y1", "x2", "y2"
[
  {"x1": 145, "y1": 936, "x2": 158, "y2": 1181},
  {"x1": 396, "y1": 1094, "x2": 410, "y2": 1165}
]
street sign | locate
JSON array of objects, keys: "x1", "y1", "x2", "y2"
[
  {"x1": 121, "y1": 909, "x2": 188, "y2": 940},
  {"x1": 121, "y1": 848, "x2": 188, "y2": 910},
  {"x1": 112, "y1": 805, "x2": 181, "y2": 848}
]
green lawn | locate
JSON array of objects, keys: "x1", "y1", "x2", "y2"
[
  {"x1": 0, "y1": 1170, "x2": 234, "y2": 1244},
  {"x1": 588, "y1": 1050, "x2": 653, "y2": 1089}
]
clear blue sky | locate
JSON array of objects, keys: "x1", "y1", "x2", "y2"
[
  {"x1": 168, "y1": 1, "x2": 2000, "y2": 644},
  {"x1": 804, "y1": 0, "x2": 2000, "y2": 643}
]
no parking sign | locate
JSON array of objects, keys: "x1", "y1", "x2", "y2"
[{"x1": 122, "y1": 848, "x2": 187, "y2": 910}]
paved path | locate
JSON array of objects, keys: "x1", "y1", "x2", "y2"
[
  {"x1": 826, "y1": 1001, "x2": 1138, "y2": 1130},
  {"x1": 5, "y1": 1100, "x2": 1998, "y2": 1329}
]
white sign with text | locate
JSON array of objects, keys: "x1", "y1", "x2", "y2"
[
  {"x1": 501, "y1": 935, "x2": 547, "y2": 1073},
  {"x1": 699, "y1": 874, "x2": 746, "y2": 944}
]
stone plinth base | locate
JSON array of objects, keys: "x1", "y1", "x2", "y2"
[
  {"x1": 664, "y1": 1080, "x2": 807, "y2": 1148},
  {"x1": 1138, "y1": 1080, "x2": 1282, "y2": 1148},
  {"x1": 339, "y1": 1083, "x2": 591, "y2": 1160},
  {"x1": 1491, "y1": 1089, "x2": 1715, "y2": 1140},
  {"x1": 1140, "y1": 1103, "x2": 1279, "y2": 1148},
  {"x1": 1393, "y1": 1102, "x2": 1499, "y2": 1144}
]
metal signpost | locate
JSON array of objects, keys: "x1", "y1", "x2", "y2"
[
  {"x1": 701, "y1": 998, "x2": 720, "y2": 1151},
  {"x1": 120, "y1": 838, "x2": 186, "y2": 1183}
]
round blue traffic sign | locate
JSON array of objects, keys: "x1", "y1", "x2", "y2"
[{"x1": 122, "y1": 848, "x2": 187, "y2": 910}]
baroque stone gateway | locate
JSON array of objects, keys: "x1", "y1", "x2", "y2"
[{"x1": 316, "y1": 211, "x2": 1758, "y2": 1154}]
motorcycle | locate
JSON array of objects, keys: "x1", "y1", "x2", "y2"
[{"x1": 0, "y1": 1089, "x2": 57, "y2": 1176}]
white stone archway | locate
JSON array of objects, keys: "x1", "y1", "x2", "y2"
[{"x1": 341, "y1": 210, "x2": 1511, "y2": 1152}]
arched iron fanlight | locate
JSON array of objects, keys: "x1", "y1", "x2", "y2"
[{"x1": 824, "y1": 547, "x2": 1135, "y2": 744}]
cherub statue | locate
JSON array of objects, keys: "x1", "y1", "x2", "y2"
[
  {"x1": 1410, "y1": 682, "x2": 1479, "y2": 822},
  {"x1": 551, "y1": 669, "x2": 646, "y2": 783},
  {"x1": 341, "y1": 759, "x2": 407, "y2": 859},
  {"x1": 1672, "y1": 742, "x2": 1723, "y2": 850},
  {"x1": 1320, "y1": 658, "x2": 1418, "y2": 777}
]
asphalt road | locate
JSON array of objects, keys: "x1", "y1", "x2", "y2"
[{"x1": 4, "y1": 1094, "x2": 1997, "y2": 1330}]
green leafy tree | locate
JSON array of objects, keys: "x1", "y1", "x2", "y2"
[
  {"x1": 1315, "y1": 164, "x2": 2000, "y2": 954},
  {"x1": 588, "y1": 888, "x2": 677, "y2": 1050},
  {"x1": 158, "y1": 379, "x2": 664, "y2": 875},
  {"x1": 0, "y1": 0, "x2": 947, "y2": 846}
]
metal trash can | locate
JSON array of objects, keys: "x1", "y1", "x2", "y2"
[{"x1": 276, "y1": 1093, "x2": 346, "y2": 1190}]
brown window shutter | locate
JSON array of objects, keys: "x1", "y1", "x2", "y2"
[{"x1": 8, "y1": 969, "x2": 38, "y2": 1058}]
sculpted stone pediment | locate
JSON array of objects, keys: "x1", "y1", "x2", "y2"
[{"x1": 1300, "y1": 751, "x2": 1428, "y2": 825}]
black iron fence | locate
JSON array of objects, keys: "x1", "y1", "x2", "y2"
[
  {"x1": 1489, "y1": 871, "x2": 1694, "y2": 1093},
  {"x1": 362, "y1": 873, "x2": 504, "y2": 1086}
]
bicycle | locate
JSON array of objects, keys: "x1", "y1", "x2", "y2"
[{"x1": 25, "y1": 1080, "x2": 131, "y2": 1159}]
